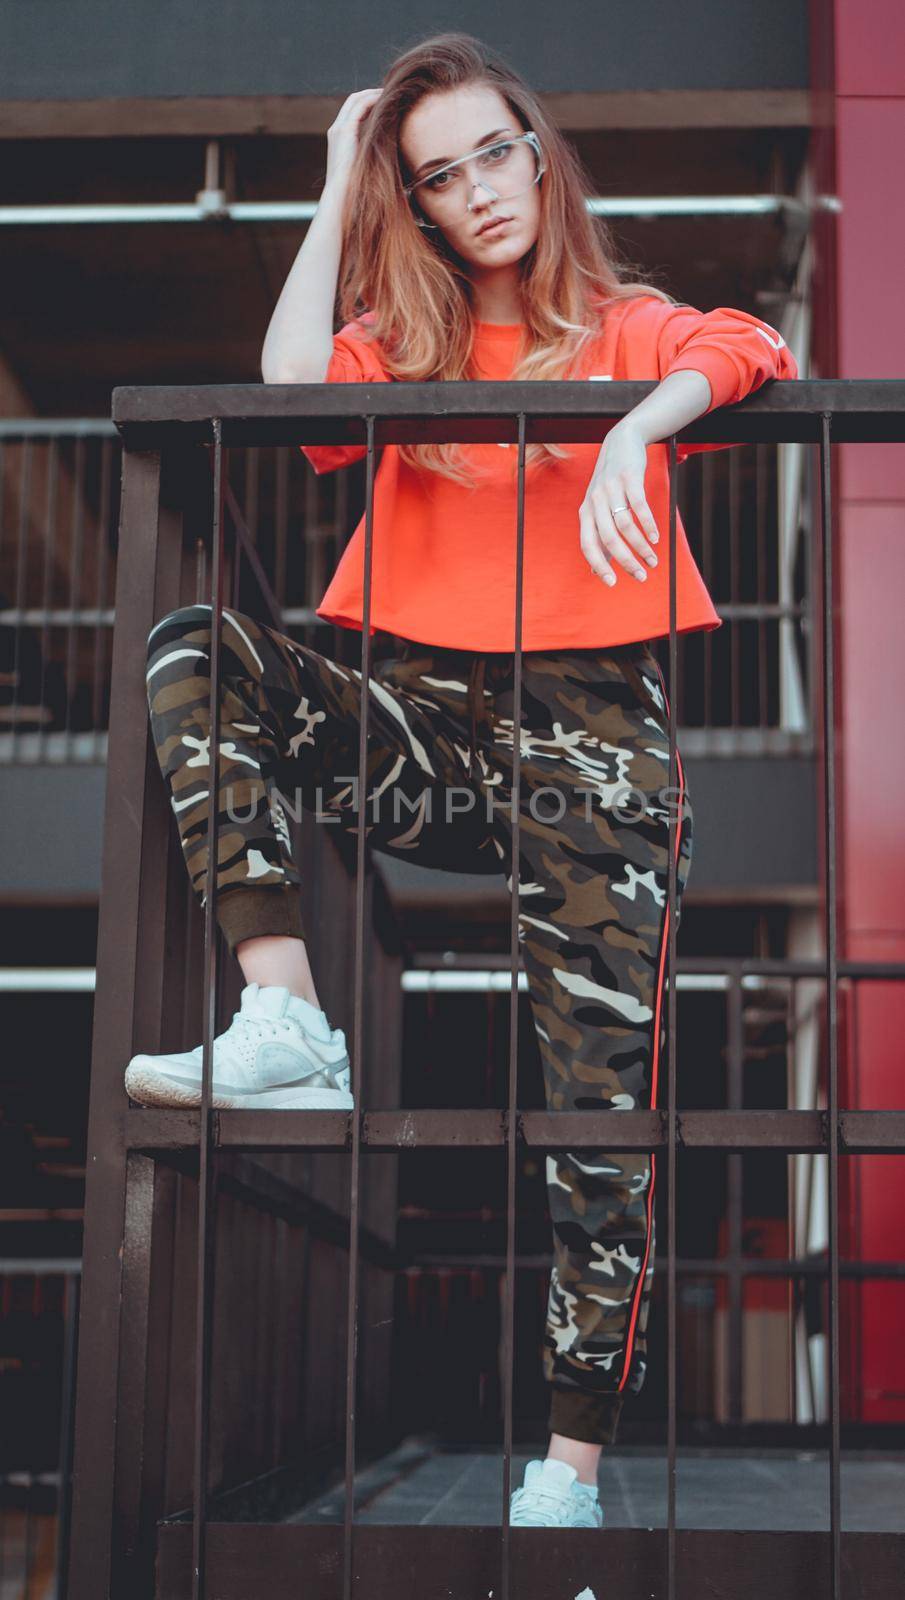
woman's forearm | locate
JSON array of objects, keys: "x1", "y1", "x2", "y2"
[
  {"x1": 260, "y1": 181, "x2": 349, "y2": 384},
  {"x1": 579, "y1": 368, "x2": 716, "y2": 584},
  {"x1": 622, "y1": 369, "x2": 713, "y2": 446}
]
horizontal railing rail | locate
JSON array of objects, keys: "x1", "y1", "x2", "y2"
[{"x1": 110, "y1": 377, "x2": 905, "y2": 444}]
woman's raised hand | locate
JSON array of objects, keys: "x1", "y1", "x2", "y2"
[
  {"x1": 325, "y1": 88, "x2": 384, "y2": 192},
  {"x1": 578, "y1": 418, "x2": 661, "y2": 586}
]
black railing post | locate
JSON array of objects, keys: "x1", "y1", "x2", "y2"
[
  {"x1": 70, "y1": 440, "x2": 198, "y2": 1599},
  {"x1": 190, "y1": 418, "x2": 227, "y2": 1599},
  {"x1": 499, "y1": 411, "x2": 527, "y2": 1600},
  {"x1": 342, "y1": 413, "x2": 377, "y2": 1600},
  {"x1": 666, "y1": 432, "x2": 679, "y2": 1600},
  {"x1": 726, "y1": 968, "x2": 745, "y2": 1426},
  {"x1": 819, "y1": 412, "x2": 842, "y2": 1599}
]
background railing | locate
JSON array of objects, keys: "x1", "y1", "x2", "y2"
[
  {"x1": 64, "y1": 379, "x2": 905, "y2": 1600},
  {"x1": 0, "y1": 1262, "x2": 80, "y2": 1600},
  {"x1": 0, "y1": 414, "x2": 812, "y2": 764}
]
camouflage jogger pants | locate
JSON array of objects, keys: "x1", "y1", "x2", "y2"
[{"x1": 145, "y1": 603, "x2": 693, "y2": 1446}]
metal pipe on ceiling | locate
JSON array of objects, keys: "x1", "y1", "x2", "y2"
[{"x1": 0, "y1": 193, "x2": 835, "y2": 226}]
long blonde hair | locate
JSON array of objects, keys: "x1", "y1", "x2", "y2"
[{"x1": 336, "y1": 31, "x2": 677, "y2": 485}]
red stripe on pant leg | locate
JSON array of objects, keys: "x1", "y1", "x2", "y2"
[{"x1": 617, "y1": 731, "x2": 685, "y2": 1394}]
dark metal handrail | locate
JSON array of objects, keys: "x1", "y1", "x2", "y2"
[
  {"x1": 111, "y1": 377, "x2": 905, "y2": 445},
  {"x1": 68, "y1": 380, "x2": 905, "y2": 1600}
]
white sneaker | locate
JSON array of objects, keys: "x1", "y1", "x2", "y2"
[
  {"x1": 509, "y1": 1458, "x2": 604, "y2": 1529},
  {"x1": 124, "y1": 982, "x2": 353, "y2": 1110}
]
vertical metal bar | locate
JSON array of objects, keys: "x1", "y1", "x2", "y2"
[
  {"x1": 484, "y1": 987, "x2": 496, "y2": 1103},
  {"x1": 336, "y1": 459, "x2": 350, "y2": 595},
  {"x1": 275, "y1": 444, "x2": 288, "y2": 611},
  {"x1": 785, "y1": 974, "x2": 801, "y2": 1419},
  {"x1": 0, "y1": 436, "x2": 6, "y2": 717},
  {"x1": 10, "y1": 439, "x2": 33, "y2": 763},
  {"x1": 702, "y1": 452, "x2": 714, "y2": 729},
  {"x1": 666, "y1": 433, "x2": 679, "y2": 1600},
  {"x1": 806, "y1": 439, "x2": 820, "y2": 760},
  {"x1": 242, "y1": 448, "x2": 258, "y2": 635},
  {"x1": 729, "y1": 448, "x2": 741, "y2": 729},
  {"x1": 801, "y1": 1016, "x2": 820, "y2": 1428},
  {"x1": 244, "y1": 444, "x2": 258, "y2": 546},
  {"x1": 726, "y1": 969, "x2": 744, "y2": 1425},
  {"x1": 819, "y1": 413, "x2": 841, "y2": 1597},
  {"x1": 191, "y1": 421, "x2": 226, "y2": 1600},
  {"x1": 270, "y1": 1217, "x2": 288, "y2": 1462},
  {"x1": 68, "y1": 447, "x2": 166, "y2": 1600},
  {"x1": 23, "y1": 1484, "x2": 35, "y2": 1600},
  {"x1": 114, "y1": 1156, "x2": 163, "y2": 1575},
  {"x1": 304, "y1": 450, "x2": 322, "y2": 623},
  {"x1": 195, "y1": 534, "x2": 207, "y2": 605},
  {"x1": 755, "y1": 443, "x2": 768, "y2": 728},
  {"x1": 91, "y1": 438, "x2": 113, "y2": 758},
  {"x1": 37, "y1": 436, "x2": 60, "y2": 761},
  {"x1": 499, "y1": 412, "x2": 527, "y2": 1600},
  {"x1": 230, "y1": 492, "x2": 242, "y2": 613},
  {"x1": 341, "y1": 412, "x2": 376, "y2": 1600},
  {"x1": 55, "y1": 1269, "x2": 80, "y2": 1600},
  {"x1": 64, "y1": 435, "x2": 86, "y2": 759}
]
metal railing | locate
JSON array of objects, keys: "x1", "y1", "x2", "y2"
[{"x1": 67, "y1": 377, "x2": 905, "y2": 1600}]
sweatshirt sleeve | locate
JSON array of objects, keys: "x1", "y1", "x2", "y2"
[
  {"x1": 653, "y1": 301, "x2": 798, "y2": 461},
  {"x1": 299, "y1": 317, "x2": 391, "y2": 475}
]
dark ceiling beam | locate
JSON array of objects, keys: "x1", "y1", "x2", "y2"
[{"x1": 0, "y1": 89, "x2": 812, "y2": 142}]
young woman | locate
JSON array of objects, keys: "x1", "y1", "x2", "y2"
[{"x1": 126, "y1": 33, "x2": 797, "y2": 1528}]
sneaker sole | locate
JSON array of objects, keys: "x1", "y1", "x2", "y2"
[
  {"x1": 124, "y1": 1061, "x2": 353, "y2": 1111},
  {"x1": 508, "y1": 1509, "x2": 603, "y2": 1528}
]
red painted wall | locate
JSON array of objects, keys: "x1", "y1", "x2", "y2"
[{"x1": 814, "y1": 0, "x2": 905, "y2": 1423}]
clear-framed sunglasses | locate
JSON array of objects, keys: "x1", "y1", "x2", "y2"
[{"x1": 403, "y1": 130, "x2": 546, "y2": 230}]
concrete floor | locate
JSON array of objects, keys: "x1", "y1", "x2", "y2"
[{"x1": 291, "y1": 1437, "x2": 905, "y2": 1531}]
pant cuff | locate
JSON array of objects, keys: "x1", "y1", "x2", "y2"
[
  {"x1": 548, "y1": 1386, "x2": 625, "y2": 1445},
  {"x1": 215, "y1": 885, "x2": 306, "y2": 956}
]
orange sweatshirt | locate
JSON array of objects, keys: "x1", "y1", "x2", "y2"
[{"x1": 300, "y1": 294, "x2": 797, "y2": 650}]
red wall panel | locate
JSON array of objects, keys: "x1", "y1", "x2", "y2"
[{"x1": 827, "y1": 0, "x2": 905, "y2": 1423}]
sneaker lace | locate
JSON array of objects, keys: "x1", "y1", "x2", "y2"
[
  {"x1": 510, "y1": 1482, "x2": 570, "y2": 1523},
  {"x1": 223, "y1": 1011, "x2": 308, "y2": 1045}
]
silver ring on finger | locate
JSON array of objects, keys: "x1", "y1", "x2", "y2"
[{"x1": 612, "y1": 504, "x2": 628, "y2": 515}]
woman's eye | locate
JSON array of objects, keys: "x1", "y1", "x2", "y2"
[{"x1": 422, "y1": 142, "x2": 512, "y2": 192}]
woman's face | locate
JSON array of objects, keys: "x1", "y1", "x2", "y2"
[{"x1": 399, "y1": 83, "x2": 542, "y2": 271}]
